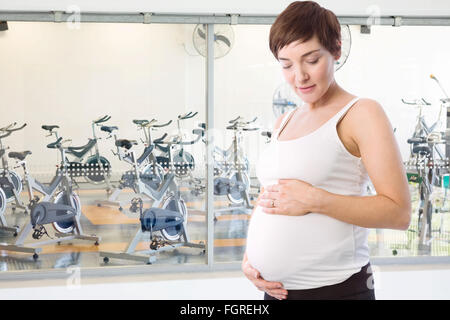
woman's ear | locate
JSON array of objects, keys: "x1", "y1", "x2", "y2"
[{"x1": 334, "y1": 40, "x2": 342, "y2": 61}]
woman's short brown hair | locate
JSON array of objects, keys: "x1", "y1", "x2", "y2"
[{"x1": 269, "y1": 1, "x2": 341, "y2": 59}]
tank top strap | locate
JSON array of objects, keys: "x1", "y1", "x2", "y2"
[
  {"x1": 275, "y1": 108, "x2": 298, "y2": 139},
  {"x1": 332, "y1": 97, "x2": 360, "y2": 125}
]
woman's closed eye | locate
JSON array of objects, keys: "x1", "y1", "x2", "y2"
[
  {"x1": 281, "y1": 58, "x2": 319, "y2": 69},
  {"x1": 306, "y1": 58, "x2": 319, "y2": 64}
]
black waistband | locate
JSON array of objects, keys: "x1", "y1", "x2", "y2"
[{"x1": 265, "y1": 263, "x2": 375, "y2": 300}]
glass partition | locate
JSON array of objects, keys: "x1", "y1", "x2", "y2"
[
  {"x1": 0, "y1": 20, "x2": 450, "y2": 276},
  {"x1": 337, "y1": 25, "x2": 450, "y2": 258},
  {"x1": 211, "y1": 25, "x2": 278, "y2": 264},
  {"x1": 213, "y1": 24, "x2": 450, "y2": 264},
  {"x1": 0, "y1": 22, "x2": 208, "y2": 271}
]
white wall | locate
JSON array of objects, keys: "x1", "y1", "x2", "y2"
[
  {"x1": 0, "y1": 22, "x2": 205, "y2": 176},
  {"x1": 0, "y1": 266, "x2": 450, "y2": 299}
]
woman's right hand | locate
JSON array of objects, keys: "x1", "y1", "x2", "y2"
[
  {"x1": 242, "y1": 256, "x2": 288, "y2": 300},
  {"x1": 242, "y1": 186, "x2": 287, "y2": 300}
]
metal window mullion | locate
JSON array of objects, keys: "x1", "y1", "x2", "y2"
[
  {"x1": 1, "y1": 12, "x2": 450, "y2": 26},
  {"x1": 337, "y1": 16, "x2": 395, "y2": 26},
  {"x1": 205, "y1": 23, "x2": 215, "y2": 270}
]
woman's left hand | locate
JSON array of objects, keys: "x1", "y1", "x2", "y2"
[{"x1": 259, "y1": 179, "x2": 318, "y2": 216}]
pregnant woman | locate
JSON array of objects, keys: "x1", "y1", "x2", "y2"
[{"x1": 242, "y1": 1, "x2": 411, "y2": 300}]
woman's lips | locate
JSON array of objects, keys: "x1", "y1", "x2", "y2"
[{"x1": 298, "y1": 84, "x2": 315, "y2": 93}]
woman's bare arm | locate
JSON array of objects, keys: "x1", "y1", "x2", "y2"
[{"x1": 312, "y1": 99, "x2": 411, "y2": 230}]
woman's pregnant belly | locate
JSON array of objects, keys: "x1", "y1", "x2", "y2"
[{"x1": 246, "y1": 206, "x2": 355, "y2": 288}]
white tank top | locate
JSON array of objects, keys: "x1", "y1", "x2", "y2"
[{"x1": 246, "y1": 97, "x2": 371, "y2": 290}]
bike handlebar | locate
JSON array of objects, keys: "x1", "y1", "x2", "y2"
[
  {"x1": 143, "y1": 119, "x2": 157, "y2": 127},
  {"x1": 401, "y1": 98, "x2": 431, "y2": 106},
  {"x1": 430, "y1": 74, "x2": 450, "y2": 100},
  {"x1": 0, "y1": 122, "x2": 26, "y2": 133},
  {"x1": 0, "y1": 123, "x2": 26, "y2": 138},
  {"x1": 0, "y1": 122, "x2": 17, "y2": 132},
  {"x1": 6, "y1": 123, "x2": 27, "y2": 132},
  {"x1": 47, "y1": 137, "x2": 63, "y2": 149},
  {"x1": 153, "y1": 133, "x2": 168, "y2": 143},
  {"x1": 229, "y1": 116, "x2": 258, "y2": 125},
  {"x1": 93, "y1": 115, "x2": 111, "y2": 124},
  {"x1": 178, "y1": 111, "x2": 198, "y2": 120},
  {"x1": 228, "y1": 116, "x2": 241, "y2": 124},
  {"x1": 157, "y1": 129, "x2": 203, "y2": 146},
  {"x1": 151, "y1": 120, "x2": 172, "y2": 128},
  {"x1": 0, "y1": 131, "x2": 12, "y2": 139},
  {"x1": 177, "y1": 129, "x2": 203, "y2": 145}
]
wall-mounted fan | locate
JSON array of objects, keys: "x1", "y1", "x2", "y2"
[
  {"x1": 335, "y1": 25, "x2": 351, "y2": 71},
  {"x1": 272, "y1": 82, "x2": 304, "y2": 118},
  {"x1": 193, "y1": 24, "x2": 235, "y2": 59}
]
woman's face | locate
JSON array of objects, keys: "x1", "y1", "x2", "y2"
[{"x1": 277, "y1": 35, "x2": 339, "y2": 104}]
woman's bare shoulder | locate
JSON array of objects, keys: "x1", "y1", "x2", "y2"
[
  {"x1": 273, "y1": 109, "x2": 294, "y2": 131},
  {"x1": 353, "y1": 98, "x2": 384, "y2": 113},
  {"x1": 347, "y1": 98, "x2": 386, "y2": 124},
  {"x1": 348, "y1": 98, "x2": 393, "y2": 143}
]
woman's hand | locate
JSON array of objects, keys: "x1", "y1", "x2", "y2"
[
  {"x1": 259, "y1": 179, "x2": 319, "y2": 216},
  {"x1": 242, "y1": 259, "x2": 288, "y2": 300}
]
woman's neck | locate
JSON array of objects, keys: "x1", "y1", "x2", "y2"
[{"x1": 307, "y1": 80, "x2": 346, "y2": 111}]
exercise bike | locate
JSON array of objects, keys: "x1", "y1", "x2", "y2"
[
  {"x1": 213, "y1": 116, "x2": 259, "y2": 214},
  {"x1": 154, "y1": 111, "x2": 199, "y2": 178},
  {"x1": 0, "y1": 137, "x2": 101, "y2": 260},
  {"x1": 403, "y1": 75, "x2": 450, "y2": 252},
  {"x1": 43, "y1": 115, "x2": 114, "y2": 192},
  {"x1": 402, "y1": 98, "x2": 445, "y2": 161},
  {"x1": 132, "y1": 118, "x2": 172, "y2": 187},
  {"x1": 0, "y1": 122, "x2": 28, "y2": 217},
  {"x1": 100, "y1": 133, "x2": 205, "y2": 264},
  {"x1": 406, "y1": 135, "x2": 444, "y2": 251},
  {"x1": 98, "y1": 126, "x2": 204, "y2": 211}
]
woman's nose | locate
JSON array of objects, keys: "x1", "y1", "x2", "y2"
[{"x1": 294, "y1": 65, "x2": 309, "y2": 84}]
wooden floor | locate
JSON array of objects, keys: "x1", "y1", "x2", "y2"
[{"x1": 82, "y1": 204, "x2": 251, "y2": 225}]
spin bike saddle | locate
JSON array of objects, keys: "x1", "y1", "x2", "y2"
[
  {"x1": 41, "y1": 125, "x2": 59, "y2": 132},
  {"x1": 407, "y1": 137, "x2": 426, "y2": 145},
  {"x1": 132, "y1": 119, "x2": 150, "y2": 126},
  {"x1": 115, "y1": 139, "x2": 137, "y2": 150},
  {"x1": 261, "y1": 131, "x2": 272, "y2": 138},
  {"x1": 8, "y1": 150, "x2": 32, "y2": 161},
  {"x1": 412, "y1": 145, "x2": 431, "y2": 156},
  {"x1": 100, "y1": 125, "x2": 118, "y2": 133}
]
